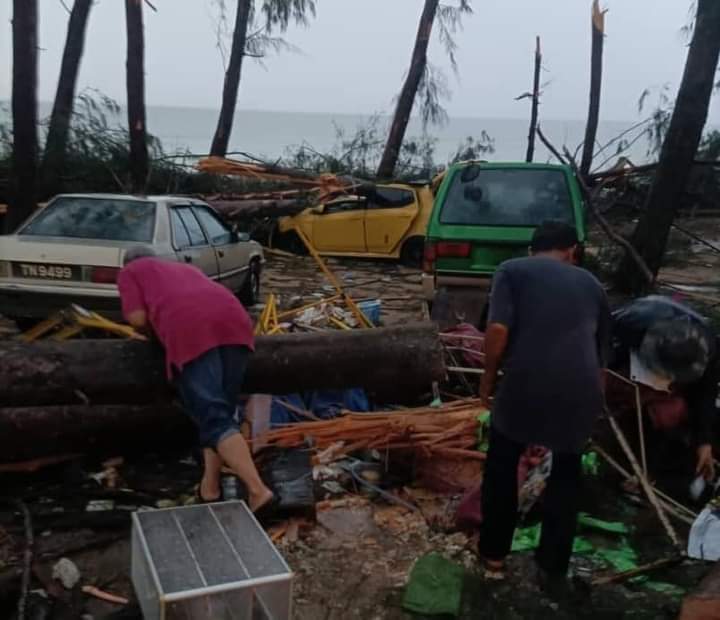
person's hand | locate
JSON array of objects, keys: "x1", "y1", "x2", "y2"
[
  {"x1": 128, "y1": 331, "x2": 148, "y2": 342},
  {"x1": 478, "y1": 379, "x2": 493, "y2": 409},
  {"x1": 696, "y1": 444, "x2": 716, "y2": 481}
]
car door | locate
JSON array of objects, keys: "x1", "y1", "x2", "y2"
[
  {"x1": 192, "y1": 205, "x2": 248, "y2": 293},
  {"x1": 312, "y1": 199, "x2": 367, "y2": 253},
  {"x1": 169, "y1": 206, "x2": 220, "y2": 278},
  {"x1": 364, "y1": 186, "x2": 418, "y2": 254}
]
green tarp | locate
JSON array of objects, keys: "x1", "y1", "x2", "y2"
[{"x1": 403, "y1": 552, "x2": 464, "y2": 617}]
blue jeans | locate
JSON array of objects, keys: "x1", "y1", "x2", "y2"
[{"x1": 175, "y1": 345, "x2": 251, "y2": 449}]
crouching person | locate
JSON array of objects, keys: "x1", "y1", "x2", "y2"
[{"x1": 117, "y1": 245, "x2": 273, "y2": 512}]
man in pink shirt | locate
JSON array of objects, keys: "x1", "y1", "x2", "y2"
[{"x1": 117, "y1": 245, "x2": 273, "y2": 512}]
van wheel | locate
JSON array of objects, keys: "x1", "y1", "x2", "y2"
[
  {"x1": 240, "y1": 260, "x2": 261, "y2": 307},
  {"x1": 400, "y1": 237, "x2": 425, "y2": 268}
]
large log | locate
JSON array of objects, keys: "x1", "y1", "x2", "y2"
[
  {"x1": 0, "y1": 404, "x2": 193, "y2": 463},
  {"x1": 0, "y1": 323, "x2": 444, "y2": 407}
]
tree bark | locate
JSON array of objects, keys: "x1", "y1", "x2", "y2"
[
  {"x1": 41, "y1": 0, "x2": 93, "y2": 198},
  {"x1": 0, "y1": 405, "x2": 192, "y2": 463},
  {"x1": 125, "y1": 0, "x2": 149, "y2": 193},
  {"x1": 525, "y1": 36, "x2": 542, "y2": 163},
  {"x1": 209, "y1": 0, "x2": 252, "y2": 157},
  {"x1": 377, "y1": 0, "x2": 439, "y2": 179},
  {"x1": 7, "y1": 0, "x2": 38, "y2": 233},
  {"x1": 580, "y1": 1, "x2": 606, "y2": 178},
  {"x1": 209, "y1": 198, "x2": 310, "y2": 221},
  {"x1": 0, "y1": 324, "x2": 445, "y2": 407},
  {"x1": 617, "y1": 0, "x2": 720, "y2": 293}
]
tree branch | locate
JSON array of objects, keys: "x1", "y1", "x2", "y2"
[{"x1": 536, "y1": 126, "x2": 567, "y2": 164}]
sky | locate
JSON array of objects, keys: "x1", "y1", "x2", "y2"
[{"x1": 1, "y1": 0, "x2": 717, "y2": 124}]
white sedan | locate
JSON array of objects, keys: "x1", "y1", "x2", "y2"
[{"x1": 0, "y1": 193, "x2": 264, "y2": 324}]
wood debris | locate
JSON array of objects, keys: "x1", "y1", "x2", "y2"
[{"x1": 255, "y1": 399, "x2": 487, "y2": 461}]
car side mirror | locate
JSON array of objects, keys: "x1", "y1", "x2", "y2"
[
  {"x1": 464, "y1": 186, "x2": 484, "y2": 203},
  {"x1": 230, "y1": 230, "x2": 249, "y2": 243}
]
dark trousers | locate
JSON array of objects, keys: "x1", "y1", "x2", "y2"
[{"x1": 478, "y1": 426, "x2": 582, "y2": 576}]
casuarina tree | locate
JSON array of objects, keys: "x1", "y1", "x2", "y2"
[
  {"x1": 125, "y1": 0, "x2": 149, "y2": 193},
  {"x1": 377, "y1": 1, "x2": 472, "y2": 179},
  {"x1": 617, "y1": 0, "x2": 720, "y2": 292},
  {"x1": 7, "y1": 0, "x2": 38, "y2": 233},
  {"x1": 41, "y1": 0, "x2": 93, "y2": 197},
  {"x1": 209, "y1": 0, "x2": 316, "y2": 158}
]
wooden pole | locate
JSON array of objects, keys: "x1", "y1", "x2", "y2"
[
  {"x1": 525, "y1": 36, "x2": 542, "y2": 163},
  {"x1": 580, "y1": 0, "x2": 607, "y2": 177}
]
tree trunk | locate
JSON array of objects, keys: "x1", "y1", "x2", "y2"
[
  {"x1": 41, "y1": 0, "x2": 93, "y2": 198},
  {"x1": 617, "y1": 0, "x2": 720, "y2": 293},
  {"x1": 0, "y1": 324, "x2": 445, "y2": 407},
  {"x1": 580, "y1": 0, "x2": 606, "y2": 178},
  {"x1": 209, "y1": 0, "x2": 252, "y2": 157},
  {"x1": 125, "y1": 0, "x2": 148, "y2": 193},
  {"x1": 377, "y1": 0, "x2": 439, "y2": 179},
  {"x1": 525, "y1": 36, "x2": 542, "y2": 163},
  {"x1": 0, "y1": 405, "x2": 192, "y2": 463},
  {"x1": 7, "y1": 0, "x2": 38, "y2": 233}
]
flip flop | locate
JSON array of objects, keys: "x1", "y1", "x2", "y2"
[
  {"x1": 481, "y1": 558, "x2": 506, "y2": 581},
  {"x1": 195, "y1": 485, "x2": 223, "y2": 504}
]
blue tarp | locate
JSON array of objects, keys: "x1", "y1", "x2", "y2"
[{"x1": 270, "y1": 388, "x2": 370, "y2": 426}]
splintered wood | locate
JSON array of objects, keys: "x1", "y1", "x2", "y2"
[
  {"x1": 197, "y1": 156, "x2": 358, "y2": 202},
  {"x1": 255, "y1": 399, "x2": 488, "y2": 461}
]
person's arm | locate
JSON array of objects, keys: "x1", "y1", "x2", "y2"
[
  {"x1": 117, "y1": 269, "x2": 151, "y2": 338},
  {"x1": 687, "y1": 357, "x2": 718, "y2": 480},
  {"x1": 479, "y1": 268, "x2": 513, "y2": 406}
]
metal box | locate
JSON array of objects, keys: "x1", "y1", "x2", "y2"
[{"x1": 131, "y1": 501, "x2": 293, "y2": 619}]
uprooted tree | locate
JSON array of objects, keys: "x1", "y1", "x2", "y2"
[
  {"x1": 617, "y1": 0, "x2": 720, "y2": 293},
  {"x1": 7, "y1": 0, "x2": 38, "y2": 233},
  {"x1": 41, "y1": 0, "x2": 93, "y2": 197},
  {"x1": 209, "y1": 0, "x2": 316, "y2": 157},
  {"x1": 377, "y1": 0, "x2": 472, "y2": 179}
]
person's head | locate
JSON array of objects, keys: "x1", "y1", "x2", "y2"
[
  {"x1": 640, "y1": 318, "x2": 711, "y2": 385},
  {"x1": 122, "y1": 244, "x2": 156, "y2": 267},
  {"x1": 529, "y1": 221, "x2": 579, "y2": 264}
]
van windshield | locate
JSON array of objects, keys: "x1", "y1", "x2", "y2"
[
  {"x1": 21, "y1": 197, "x2": 156, "y2": 242},
  {"x1": 439, "y1": 167, "x2": 574, "y2": 227}
]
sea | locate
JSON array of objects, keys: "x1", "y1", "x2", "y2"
[{"x1": 9, "y1": 102, "x2": 652, "y2": 171}]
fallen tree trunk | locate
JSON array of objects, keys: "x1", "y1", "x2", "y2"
[
  {"x1": 0, "y1": 323, "x2": 444, "y2": 407},
  {"x1": 0, "y1": 405, "x2": 192, "y2": 463},
  {"x1": 209, "y1": 198, "x2": 311, "y2": 220}
]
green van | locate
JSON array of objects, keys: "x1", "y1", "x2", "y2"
[{"x1": 423, "y1": 161, "x2": 587, "y2": 324}]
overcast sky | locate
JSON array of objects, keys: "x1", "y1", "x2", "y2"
[{"x1": 1, "y1": 0, "x2": 717, "y2": 123}]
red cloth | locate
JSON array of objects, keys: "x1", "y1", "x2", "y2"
[{"x1": 118, "y1": 258, "x2": 254, "y2": 377}]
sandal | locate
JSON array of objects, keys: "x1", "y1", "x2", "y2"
[
  {"x1": 481, "y1": 558, "x2": 506, "y2": 581},
  {"x1": 194, "y1": 484, "x2": 223, "y2": 504}
]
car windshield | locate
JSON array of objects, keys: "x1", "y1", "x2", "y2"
[
  {"x1": 440, "y1": 167, "x2": 574, "y2": 227},
  {"x1": 21, "y1": 197, "x2": 156, "y2": 242}
]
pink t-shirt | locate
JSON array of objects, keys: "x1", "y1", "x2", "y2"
[{"x1": 117, "y1": 258, "x2": 254, "y2": 377}]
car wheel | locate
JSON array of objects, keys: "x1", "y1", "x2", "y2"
[
  {"x1": 240, "y1": 260, "x2": 261, "y2": 307},
  {"x1": 400, "y1": 237, "x2": 425, "y2": 268}
]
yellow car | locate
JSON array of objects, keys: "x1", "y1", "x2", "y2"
[{"x1": 273, "y1": 183, "x2": 433, "y2": 265}]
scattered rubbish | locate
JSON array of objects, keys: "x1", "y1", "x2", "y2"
[
  {"x1": 689, "y1": 475, "x2": 707, "y2": 501},
  {"x1": 81, "y1": 585, "x2": 129, "y2": 605},
  {"x1": 52, "y1": 558, "x2": 81, "y2": 590},
  {"x1": 262, "y1": 450, "x2": 315, "y2": 512},
  {"x1": 86, "y1": 500, "x2": 115, "y2": 512},
  {"x1": 403, "y1": 552, "x2": 464, "y2": 617},
  {"x1": 687, "y1": 504, "x2": 720, "y2": 561},
  {"x1": 582, "y1": 451, "x2": 600, "y2": 476},
  {"x1": 578, "y1": 513, "x2": 630, "y2": 535}
]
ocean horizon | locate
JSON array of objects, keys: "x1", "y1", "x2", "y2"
[{"x1": 2, "y1": 101, "x2": 656, "y2": 171}]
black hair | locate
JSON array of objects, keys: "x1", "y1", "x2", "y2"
[{"x1": 530, "y1": 221, "x2": 579, "y2": 253}]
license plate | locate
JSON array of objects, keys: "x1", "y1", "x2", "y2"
[{"x1": 13, "y1": 262, "x2": 77, "y2": 280}]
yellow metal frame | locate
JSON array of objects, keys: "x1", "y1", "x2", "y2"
[{"x1": 18, "y1": 305, "x2": 139, "y2": 341}]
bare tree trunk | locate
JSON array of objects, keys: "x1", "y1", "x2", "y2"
[
  {"x1": 617, "y1": 0, "x2": 720, "y2": 293},
  {"x1": 377, "y1": 0, "x2": 439, "y2": 179},
  {"x1": 124, "y1": 0, "x2": 148, "y2": 193},
  {"x1": 41, "y1": 0, "x2": 93, "y2": 197},
  {"x1": 580, "y1": 0, "x2": 606, "y2": 178},
  {"x1": 210, "y1": 0, "x2": 252, "y2": 158},
  {"x1": 525, "y1": 36, "x2": 541, "y2": 163},
  {"x1": 7, "y1": 0, "x2": 38, "y2": 233}
]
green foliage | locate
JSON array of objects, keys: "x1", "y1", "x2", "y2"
[{"x1": 282, "y1": 115, "x2": 494, "y2": 180}]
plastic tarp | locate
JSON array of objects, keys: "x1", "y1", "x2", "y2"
[{"x1": 403, "y1": 553, "x2": 464, "y2": 617}]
